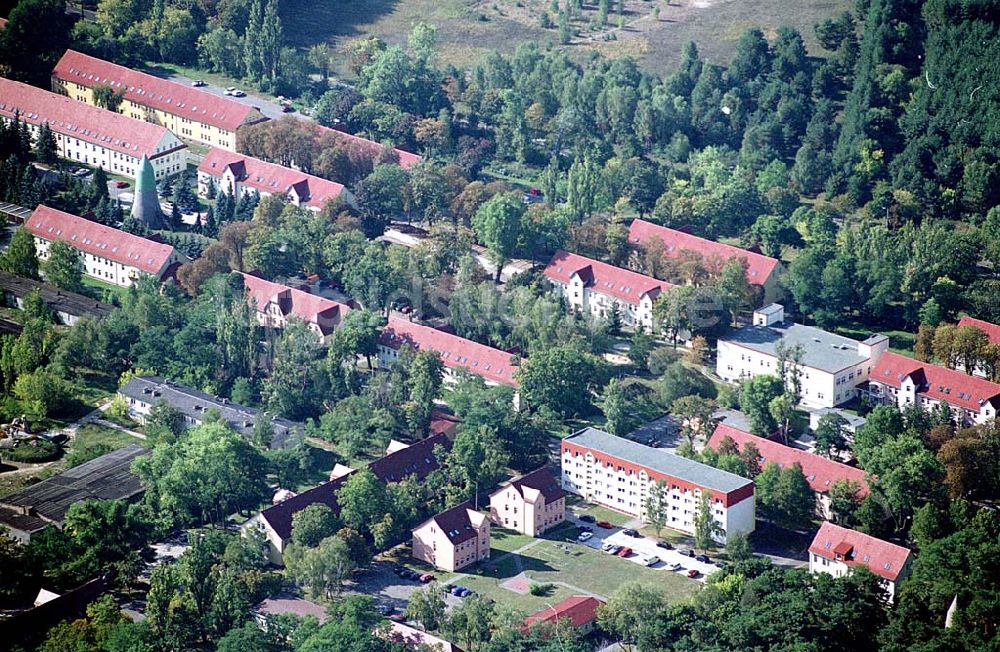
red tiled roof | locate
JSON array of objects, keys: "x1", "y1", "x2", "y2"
[
  {"x1": 808, "y1": 521, "x2": 911, "y2": 581},
  {"x1": 52, "y1": 50, "x2": 264, "y2": 132},
  {"x1": 429, "y1": 409, "x2": 461, "y2": 437},
  {"x1": 524, "y1": 595, "x2": 604, "y2": 630},
  {"x1": 497, "y1": 466, "x2": 564, "y2": 504},
  {"x1": 199, "y1": 148, "x2": 345, "y2": 209},
  {"x1": 0, "y1": 17, "x2": 8, "y2": 28},
  {"x1": 308, "y1": 122, "x2": 422, "y2": 170},
  {"x1": 422, "y1": 500, "x2": 480, "y2": 545},
  {"x1": 707, "y1": 423, "x2": 869, "y2": 496},
  {"x1": 628, "y1": 219, "x2": 780, "y2": 286},
  {"x1": 380, "y1": 318, "x2": 519, "y2": 387},
  {"x1": 0, "y1": 77, "x2": 174, "y2": 159},
  {"x1": 544, "y1": 250, "x2": 673, "y2": 305},
  {"x1": 871, "y1": 351, "x2": 1000, "y2": 412},
  {"x1": 240, "y1": 272, "x2": 350, "y2": 336},
  {"x1": 957, "y1": 316, "x2": 1000, "y2": 347},
  {"x1": 27, "y1": 205, "x2": 174, "y2": 275},
  {"x1": 260, "y1": 433, "x2": 450, "y2": 541}
]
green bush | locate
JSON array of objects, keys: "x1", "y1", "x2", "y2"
[
  {"x1": 528, "y1": 582, "x2": 554, "y2": 596},
  {"x1": 5, "y1": 438, "x2": 60, "y2": 463}
]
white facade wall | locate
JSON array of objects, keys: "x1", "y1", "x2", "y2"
[
  {"x1": 809, "y1": 552, "x2": 904, "y2": 602},
  {"x1": 550, "y1": 275, "x2": 656, "y2": 333},
  {"x1": 197, "y1": 169, "x2": 331, "y2": 213},
  {"x1": 867, "y1": 379, "x2": 997, "y2": 426},
  {"x1": 560, "y1": 448, "x2": 753, "y2": 543},
  {"x1": 33, "y1": 235, "x2": 167, "y2": 287}
]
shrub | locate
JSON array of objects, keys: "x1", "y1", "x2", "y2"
[
  {"x1": 529, "y1": 582, "x2": 554, "y2": 596},
  {"x1": 5, "y1": 438, "x2": 60, "y2": 463}
]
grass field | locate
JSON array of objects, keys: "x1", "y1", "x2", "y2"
[
  {"x1": 73, "y1": 423, "x2": 147, "y2": 452},
  {"x1": 490, "y1": 527, "x2": 536, "y2": 556},
  {"x1": 279, "y1": 0, "x2": 853, "y2": 78}
]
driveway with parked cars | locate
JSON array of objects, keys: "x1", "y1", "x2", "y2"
[
  {"x1": 571, "y1": 516, "x2": 719, "y2": 582},
  {"x1": 348, "y1": 560, "x2": 462, "y2": 617}
]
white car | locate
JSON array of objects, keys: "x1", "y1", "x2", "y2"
[
  {"x1": 669, "y1": 563, "x2": 683, "y2": 571},
  {"x1": 577, "y1": 531, "x2": 593, "y2": 542},
  {"x1": 231, "y1": 89, "x2": 246, "y2": 97},
  {"x1": 645, "y1": 556, "x2": 660, "y2": 567}
]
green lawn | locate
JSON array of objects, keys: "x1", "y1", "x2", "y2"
[
  {"x1": 81, "y1": 276, "x2": 128, "y2": 301},
  {"x1": 572, "y1": 503, "x2": 634, "y2": 528},
  {"x1": 490, "y1": 528, "x2": 536, "y2": 556},
  {"x1": 73, "y1": 423, "x2": 146, "y2": 452}
]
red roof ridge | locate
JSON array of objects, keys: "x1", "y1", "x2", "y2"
[
  {"x1": 0, "y1": 77, "x2": 173, "y2": 159},
  {"x1": 495, "y1": 466, "x2": 563, "y2": 503},
  {"x1": 52, "y1": 50, "x2": 262, "y2": 132},
  {"x1": 523, "y1": 595, "x2": 604, "y2": 629},
  {"x1": 27, "y1": 205, "x2": 174, "y2": 274},
  {"x1": 381, "y1": 318, "x2": 519, "y2": 387},
  {"x1": 707, "y1": 423, "x2": 869, "y2": 496},
  {"x1": 957, "y1": 316, "x2": 1000, "y2": 346},
  {"x1": 543, "y1": 250, "x2": 673, "y2": 305},
  {"x1": 628, "y1": 218, "x2": 779, "y2": 285},
  {"x1": 239, "y1": 272, "x2": 350, "y2": 335},
  {"x1": 808, "y1": 521, "x2": 911, "y2": 581},
  {"x1": 198, "y1": 148, "x2": 345, "y2": 209}
]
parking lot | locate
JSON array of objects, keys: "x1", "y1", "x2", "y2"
[
  {"x1": 571, "y1": 516, "x2": 719, "y2": 582},
  {"x1": 350, "y1": 558, "x2": 463, "y2": 617}
]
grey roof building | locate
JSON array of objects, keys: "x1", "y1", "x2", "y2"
[
  {"x1": 722, "y1": 320, "x2": 882, "y2": 374},
  {"x1": 565, "y1": 427, "x2": 752, "y2": 494},
  {"x1": 0, "y1": 444, "x2": 148, "y2": 542},
  {"x1": 129, "y1": 155, "x2": 165, "y2": 230},
  {"x1": 118, "y1": 376, "x2": 302, "y2": 449},
  {"x1": 0, "y1": 269, "x2": 115, "y2": 325}
]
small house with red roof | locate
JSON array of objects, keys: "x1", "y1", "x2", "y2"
[
  {"x1": 378, "y1": 317, "x2": 520, "y2": 397},
  {"x1": 52, "y1": 50, "x2": 266, "y2": 151},
  {"x1": 0, "y1": 77, "x2": 186, "y2": 180},
  {"x1": 808, "y1": 521, "x2": 912, "y2": 601},
  {"x1": 197, "y1": 148, "x2": 350, "y2": 212},
  {"x1": 488, "y1": 466, "x2": 565, "y2": 536},
  {"x1": 523, "y1": 595, "x2": 605, "y2": 636},
  {"x1": 628, "y1": 218, "x2": 784, "y2": 303},
  {"x1": 866, "y1": 351, "x2": 1000, "y2": 425},
  {"x1": 239, "y1": 272, "x2": 350, "y2": 344},
  {"x1": 956, "y1": 316, "x2": 1000, "y2": 378},
  {"x1": 27, "y1": 205, "x2": 183, "y2": 287},
  {"x1": 544, "y1": 250, "x2": 673, "y2": 334},
  {"x1": 707, "y1": 422, "x2": 869, "y2": 519},
  {"x1": 411, "y1": 500, "x2": 490, "y2": 572}
]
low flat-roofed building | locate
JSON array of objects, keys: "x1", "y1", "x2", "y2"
[
  {"x1": 197, "y1": 148, "x2": 350, "y2": 212},
  {"x1": 489, "y1": 466, "x2": 565, "y2": 536},
  {"x1": 27, "y1": 205, "x2": 184, "y2": 287},
  {"x1": 0, "y1": 269, "x2": 114, "y2": 325},
  {"x1": 0, "y1": 76, "x2": 186, "y2": 180},
  {"x1": 412, "y1": 500, "x2": 490, "y2": 572},
  {"x1": 561, "y1": 427, "x2": 754, "y2": 543},
  {"x1": 717, "y1": 304, "x2": 889, "y2": 408},
  {"x1": 118, "y1": 375, "x2": 302, "y2": 449},
  {"x1": 808, "y1": 521, "x2": 912, "y2": 601},
  {"x1": 0, "y1": 444, "x2": 148, "y2": 542},
  {"x1": 52, "y1": 50, "x2": 266, "y2": 151}
]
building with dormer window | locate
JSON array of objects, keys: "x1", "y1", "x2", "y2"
[
  {"x1": 239, "y1": 272, "x2": 351, "y2": 344},
  {"x1": 488, "y1": 466, "x2": 565, "y2": 536},
  {"x1": 808, "y1": 521, "x2": 912, "y2": 601},
  {"x1": 411, "y1": 501, "x2": 490, "y2": 572},
  {"x1": 543, "y1": 250, "x2": 673, "y2": 333}
]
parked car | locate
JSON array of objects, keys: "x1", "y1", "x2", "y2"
[
  {"x1": 716, "y1": 561, "x2": 728, "y2": 570},
  {"x1": 669, "y1": 563, "x2": 683, "y2": 571},
  {"x1": 695, "y1": 554, "x2": 711, "y2": 563},
  {"x1": 596, "y1": 520, "x2": 614, "y2": 529},
  {"x1": 623, "y1": 529, "x2": 640, "y2": 538},
  {"x1": 687, "y1": 569, "x2": 700, "y2": 579},
  {"x1": 191, "y1": 79, "x2": 206, "y2": 87},
  {"x1": 115, "y1": 180, "x2": 129, "y2": 188},
  {"x1": 405, "y1": 570, "x2": 420, "y2": 580},
  {"x1": 459, "y1": 588, "x2": 473, "y2": 597},
  {"x1": 578, "y1": 525, "x2": 593, "y2": 532},
  {"x1": 603, "y1": 544, "x2": 621, "y2": 555},
  {"x1": 281, "y1": 104, "x2": 295, "y2": 112},
  {"x1": 419, "y1": 573, "x2": 435, "y2": 583},
  {"x1": 74, "y1": 168, "x2": 90, "y2": 177},
  {"x1": 443, "y1": 583, "x2": 455, "y2": 591},
  {"x1": 679, "y1": 549, "x2": 695, "y2": 558},
  {"x1": 579, "y1": 514, "x2": 596, "y2": 523},
  {"x1": 577, "y1": 531, "x2": 593, "y2": 542},
  {"x1": 392, "y1": 565, "x2": 406, "y2": 576},
  {"x1": 645, "y1": 556, "x2": 660, "y2": 567},
  {"x1": 656, "y1": 541, "x2": 673, "y2": 550},
  {"x1": 388, "y1": 612, "x2": 406, "y2": 622},
  {"x1": 376, "y1": 604, "x2": 394, "y2": 616},
  {"x1": 231, "y1": 89, "x2": 246, "y2": 97},
  {"x1": 224, "y1": 87, "x2": 235, "y2": 95},
  {"x1": 616, "y1": 547, "x2": 633, "y2": 558}
]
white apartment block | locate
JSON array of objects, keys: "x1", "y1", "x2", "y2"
[
  {"x1": 809, "y1": 521, "x2": 912, "y2": 602},
  {"x1": 561, "y1": 427, "x2": 755, "y2": 543},
  {"x1": 544, "y1": 250, "x2": 672, "y2": 333},
  {"x1": 717, "y1": 304, "x2": 889, "y2": 408}
]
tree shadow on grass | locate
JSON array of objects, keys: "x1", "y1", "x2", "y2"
[{"x1": 279, "y1": 0, "x2": 401, "y2": 48}]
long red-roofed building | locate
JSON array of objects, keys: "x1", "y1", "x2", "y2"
[
  {"x1": 866, "y1": 351, "x2": 1000, "y2": 425},
  {"x1": 808, "y1": 521, "x2": 912, "y2": 601},
  {"x1": 197, "y1": 147, "x2": 349, "y2": 211},
  {"x1": 378, "y1": 317, "x2": 520, "y2": 390},
  {"x1": 544, "y1": 250, "x2": 673, "y2": 333},
  {"x1": 27, "y1": 205, "x2": 183, "y2": 287},
  {"x1": 0, "y1": 77, "x2": 186, "y2": 180},
  {"x1": 308, "y1": 122, "x2": 422, "y2": 170},
  {"x1": 628, "y1": 219, "x2": 783, "y2": 303},
  {"x1": 707, "y1": 422, "x2": 869, "y2": 518},
  {"x1": 523, "y1": 596, "x2": 605, "y2": 636},
  {"x1": 239, "y1": 272, "x2": 350, "y2": 344},
  {"x1": 51, "y1": 50, "x2": 267, "y2": 151},
  {"x1": 956, "y1": 316, "x2": 1000, "y2": 378}
]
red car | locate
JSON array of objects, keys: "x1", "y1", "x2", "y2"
[
  {"x1": 596, "y1": 520, "x2": 614, "y2": 529},
  {"x1": 115, "y1": 181, "x2": 129, "y2": 188},
  {"x1": 616, "y1": 547, "x2": 632, "y2": 557},
  {"x1": 687, "y1": 569, "x2": 700, "y2": 578},
  {"x1": 419, "y1": 573, "x2": 435, "y2": 583}
]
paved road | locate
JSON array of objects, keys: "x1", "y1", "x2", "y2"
[{"x1": 163, "y1": 72, "x2": 313, "y2": 123}]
